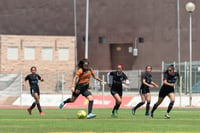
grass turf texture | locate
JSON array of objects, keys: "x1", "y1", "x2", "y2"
[{"x1": 0, "y1": 108, "x2": 199, "y2": 133}]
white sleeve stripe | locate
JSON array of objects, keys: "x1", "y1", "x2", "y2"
[{"x1": 107, "y1": 72, "x2": 110, "y2": 84}]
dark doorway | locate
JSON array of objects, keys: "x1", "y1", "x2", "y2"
[{"x1": 110, "y1": 43, "x2": 134, "y2": 70}]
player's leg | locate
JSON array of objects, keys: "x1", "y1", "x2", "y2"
[
  {"x1": 86, "y1": 95, "x2": 96, "y2": 119},
  {"x1": 32, "y1": 92, "x2": 44, "y2": 115},
  {"x1": 145, "y1": 92, "x2": 151, "y2": 116},
  {"x1": 165, "y1": 92, "x2": 175, "y2": 118},
  {"x1": 132, "y1": 94, "x2": 145, "y2": 115},
  {"x1": 84, "y1": 89, "x2": 96, "y2": 119},
  {"x1": 150, "y1": 97, "x2": 164, "y2": 118},
  {"x1": 112, "y1": 93, "x2": 122, "y2": 117},
  {"x1": 59, "y1": 89, "x2": 79, "y2": 109},
  {"x1": 151, "y1": 87, "x2": 166, "y2": 118},
  {"x1": 27, "y1": 89, "x2": 36, "y2": 115}
]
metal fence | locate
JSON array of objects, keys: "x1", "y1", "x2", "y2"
[{"x1": 1, "y1": 65, "x2": 200, "y2": 106}]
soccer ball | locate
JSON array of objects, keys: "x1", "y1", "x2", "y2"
[{"x1": 77, "y1": 110, "x2": 87, "y2": 119}]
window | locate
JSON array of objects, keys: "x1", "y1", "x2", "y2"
[
  {"x1": 7, "y1": 46, "x2": 18, "y2": 60},
  {"x1": 42, "y1": 47, "x2": 53, "y2": 60},
  {"x1": 24, "y1": 47, "x2": 35, "y2": 60},
  {"x1": 58, "y1": 48, "x2": 69, "y2": 61}
]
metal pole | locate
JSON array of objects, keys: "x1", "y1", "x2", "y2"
[
  {"x1": 179, "y1": 76, "x2": 182, "y2": 107},
  {"x1": 85, "y1": 0, "x2": 89, "y2": 58},
  {"x1": 177, "y1": 0, "x2": 181, "y2": 73},
  {"x1": 74, "y1": 0, "x2": 78, "y2": 67},
  {"x1": 161, "y1": 61, "x2": 164, "y2": 85},
  {"x1": 189, "y1": 12, "x2": 192, "y2": 106},
  {"x1": 61, "y1": 74, "x2": 65, "y2": 101},
  {"x1": 184, "y1": 61, "x2": 187, "y2": 93},
  {"x1": 102, "y1": 75, "x2": 105, "y2": 107},
  {"x1": 20, "y1": 73, "x2": 23, "y2": 106}
]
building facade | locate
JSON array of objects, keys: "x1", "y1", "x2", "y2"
[
  {"x1": 0, "y1": 0, "x2": 199, "y2": 70},
  {"x1": 0, "y1": 35, "x2": 75, "y2": 91}
]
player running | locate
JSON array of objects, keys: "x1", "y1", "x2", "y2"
[
  {"x1": 59, "y1": 58, "x2": 104, "y2": 119},
  {"x1": 25, "y1": 66, "x2": 45, "y2": 115},
  {"x1": 107, "y1": 64, "x2": 130, "y2": 117},
  {"x1": 151, "y1": 65, "x2": 180, "y2": 118},
  {"x1": 132, "y1": 65, "x2": 159, "y2": 116}
]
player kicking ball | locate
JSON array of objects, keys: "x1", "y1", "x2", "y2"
[{"x1": 59, "y1": 58, "x2": 105, "y2": 119}]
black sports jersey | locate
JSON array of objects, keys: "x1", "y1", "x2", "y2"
[
  {"x1": 140, "y1": 72, "x2": 152, "y2": 89},
  {"x1": 109, "y1": 71, "x2": 128, "y2": 90},
  {"x1": 25, "y1": 74, "x2": 42, "y2": 90},
  {"x1": 163, "y1": 72, "x2": 179, "y2": 84}
]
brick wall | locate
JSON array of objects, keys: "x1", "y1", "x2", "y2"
[{"x1": 0, "y1": 35, "x2": 75, "y2": 92}]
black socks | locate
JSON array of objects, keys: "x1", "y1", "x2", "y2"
[
  {"x1": 167, "y1": 101, "x2": 174, "y2": 113},
  {"x1": 134, "y1": 102, "x2": 145, "y2": 110},
  {"x1": 151, "y1": 103, "x2": 159, "y2": 114},
  {"x1": 30, "y1": 102, "x2": 36, "y2": 110},
  {"x1": 146, "y1": 101, "x2": 150, "y2": 114},
  {"x1": 37, "y1": 103, "x2": 42, "y2": 113},
  {"x1": 112, "y1": 103, "x2": 120, "y2": 113},
  {"x1": 64, "y1": 98, "x2": 71, "y2": 104},
  {"x1": 88, "y1": 101, "x2": 94, "y2": 114}
]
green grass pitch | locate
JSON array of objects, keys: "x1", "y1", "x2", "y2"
[{"x1": 0, "y1": 108, "x2": 199, "y2": 133}]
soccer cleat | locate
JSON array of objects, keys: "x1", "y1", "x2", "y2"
[
  {"x1": 59, "y1": 102, "x2": 65, "y2": 109},
  {"x1": 150, "y1": 112, "x2": 154, "y2": 118},
  {"x1": 132, "y1": 107, "x2": 136, "y2": 115},
  {"x1": 165, "y1": 113, "x2": 170, "y2": 118},
  {"x1": 40, "y1": 112, "x2": 45, "y2": 115},
  {"x1": 145, "y1": 112, "x2": 149, "y2": 116},
  {"x1": 27, "y1": 108, "x2": 32, "y2": 115},
  {"x1": 111, "y1": 110, "x2": 118, "y2": 118},
  {"x1": 87, "y1": 113, "x2": 96, "y2": 119}
]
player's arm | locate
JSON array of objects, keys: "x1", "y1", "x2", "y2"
[
  {"x1": 122, "y1": 74, "x2": 130, "y2": 85},
  {"x1": 91, "y1": 72, "x2": 103, "y2": 83},
  {"x1": 38, "y1": 75, "x2": 44, "y2": 82},
  {"x1": 24, "y1": 76, "x2": 29, "y2": 89},
  {"x1": 163, "y1": 79, "x2": 174, "y2": 87},
  {"x1": 151, "y1": 81, "x2": 159, "y2": 88},
  {"x1": 106, "y1": 72, "x2": 112, "y2": 87},
  {"x1": 71, "y1": 74, "x2": 79, "y2": 92},
  {"x1": 142, "y1": 79, "x2": 154, "y2": 88}
]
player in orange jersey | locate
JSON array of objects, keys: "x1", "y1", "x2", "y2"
[{"x1": 59, "y1": 59, "x2": 104, "y2": 119}]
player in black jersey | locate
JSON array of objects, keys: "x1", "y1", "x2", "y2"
[
  {"x1": 25, "y1": 66, "x2": 44, "y2": 115},
  {"x1": 151, "y1": 65, "x2": 180, "y2": 118},
  {"x1": 107, "y1": 64, "x2": 130, "y2": 117},
  {"x1": 132, "y1": 65, "x2": 159, "y2": 116}
]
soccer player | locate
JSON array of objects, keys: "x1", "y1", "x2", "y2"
[
  {"x1": 25, "y1": 66, "x2": 45, "y2": 115},
  {"x1": 107, "y1": 64, "x2": 130, "y2": 117},
  {"x1": 59, "y1": 58, "x2": 104, "y2": 119},
  {"x1": 132, "y1": 65, "x2": 159, "y2": 116},
  {"x1": 151, "y1": 65, "x2": 180, "y2": 118}
]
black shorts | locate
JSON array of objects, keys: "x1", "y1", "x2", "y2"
[
  {"x1": 111, "y1": 90, "x2": 122, "y2": 97},
  {"x1": 139, "y1": 87, "x2": 150, "y2": 94},
  {"x1": 30, "y1": 88, "x2": 40, "y2": 95},
  {"x1": 159, "y1": 85, "x2": 175, "y2": 98},
  {"x1": 72, "y1": 84, "x2": 92, "y2": 97},
  {"x1": 111, "y1": 84, "x2": 123, "y2": 96}
]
